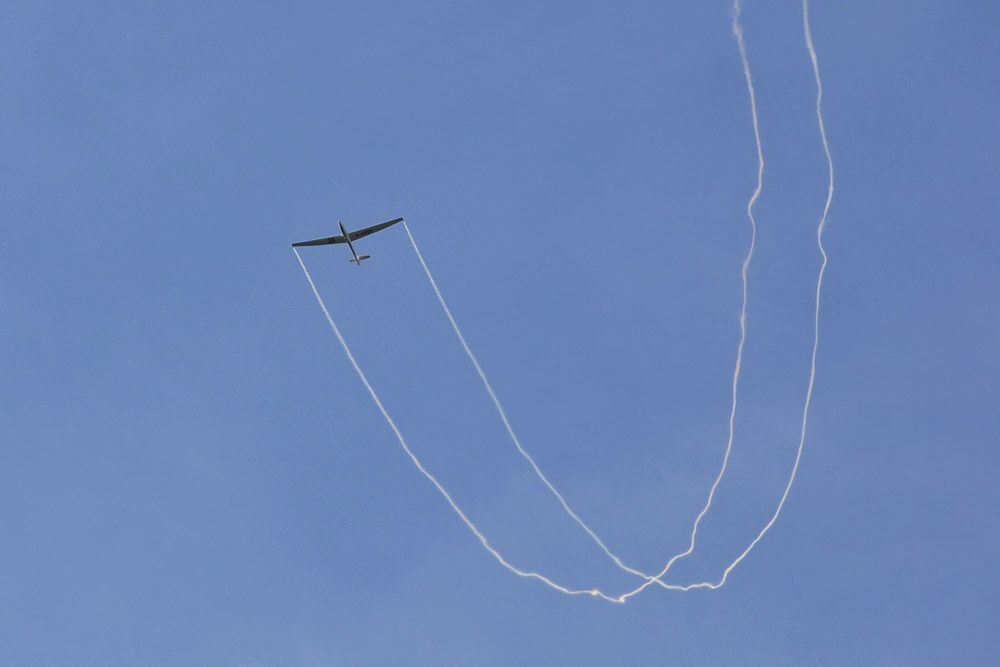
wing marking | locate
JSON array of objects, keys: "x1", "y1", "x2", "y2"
[
  {"x1": 349, "y1": 217, "x2": 404, "y2": 241},
  {"x1": 292, "y1": 235, "x2": 347, "y2": 247}
]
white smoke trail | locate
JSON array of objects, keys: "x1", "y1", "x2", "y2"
[
  {"x1": 294, "y1": 0, "x2": 831, "y2": 601},
  {"x1": 402, "y1": 221, "x2": 659, "y2": 584},
  {"x1": 401, "y1": 0, "x2": 763, "y2": 595},
  {"x1": 613, "y1": 0, "x2": 767, "y2": 600},
  {"x1": 704, "y1": 0, "x2": 834, "y2": 573},
  {"x1": 292, "y1": 247, "x2": 630, "y2": 602},
  {"x1": 620, "y1": 0, "x2": 834, "y2": 599}
]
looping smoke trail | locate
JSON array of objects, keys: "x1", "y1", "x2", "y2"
[
  {"x1": 614, "y1": 0, "x2": 767, "y2": 601},
  {"x1": 401, "y1": 0, "x2": 763, "y2": 596},
  {"x1": 622, "y1": 0, "x2": 834, "y2": 599},
  {"x1": 292, "y1": 247, "x2": 630, "y2": 603},
  {"x1": 294, "y1": 0, "x2": 831, "y2": 602},
  {"x1": 702, "y1": 0, "x2": 834, "y2": 574}
]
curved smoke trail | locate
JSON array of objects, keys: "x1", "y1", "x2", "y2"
[
  {"x1": 621, "y1": 0, "x2": 833, "y2": 599},
  {"x1": 616, "y1": 0, "x2": 768, "y2": 598},
  {"x1": 402, "y1": 221, "x2": 659, "y2": 585},
  {"x1": 293, "y1": 0, "x2": 832, "y2": 602},
  {"x1": 293, "y1": 247, "x2": 629, "y2": 602},
  {"x1": 401, "y1": 0, "x2": 763, "y2": 595}
]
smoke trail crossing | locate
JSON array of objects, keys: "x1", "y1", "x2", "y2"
[
  {"x1": 617, "y1": 0, "x2": 765, "y2": 595},
  {"x1": 620, "y1": 0, "x2": 834, "y2": 598},
  {"x1": 401, "y1": 0, "x2": 764, "y2": 595},
  {"x1": 292, "y1": 0, "x2": 832, "y2": 602},
  {"x1": 704, "y1": 0, "x2": 834, "y2": 577}
]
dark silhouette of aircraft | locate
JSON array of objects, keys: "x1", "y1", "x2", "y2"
[{"x1": 292, "y1": 217, "x2": 403, "y2": 265}]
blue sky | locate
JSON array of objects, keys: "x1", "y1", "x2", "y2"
[{"x1": 2, "y1": 0, "x2": 997, "y2": 664}]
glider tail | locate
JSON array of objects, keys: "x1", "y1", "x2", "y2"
[{"x1": 350, "y1": 255, "x2": 371, "y2": 264}]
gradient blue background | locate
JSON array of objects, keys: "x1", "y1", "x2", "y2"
[{"x1": 2, "y1": 1, "x2": 997, "y2": 664}]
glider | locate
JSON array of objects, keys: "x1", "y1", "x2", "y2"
[{"x1": 292, "y1": 217, "x2": 404, "y2": 264}]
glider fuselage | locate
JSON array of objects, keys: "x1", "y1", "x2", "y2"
[{"x1": 340, "y1": 221, "x2": 361, "y2": 263}]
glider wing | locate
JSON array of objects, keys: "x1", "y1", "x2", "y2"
[
  {"x1": 348, "y1": 217, "x2": 404, "y2": 242},
  {"x1": 292, "y1": 234, "x2": 347, "y2": 247}
]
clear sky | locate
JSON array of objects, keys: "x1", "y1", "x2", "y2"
[{"x1": 2, "y1": 0, "x2": 997, "y2": 664}]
